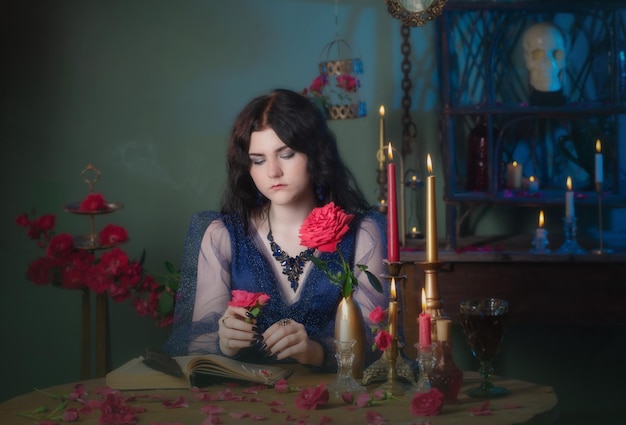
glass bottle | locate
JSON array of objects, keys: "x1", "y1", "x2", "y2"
[
  {"x1": 430, "y1": 319, "x2": 463, "y2": 403},
  {"x1": 466, "y1": 116, "x2": 489, "y2": 192}
]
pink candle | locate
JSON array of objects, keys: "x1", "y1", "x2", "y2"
[
  {"x1": 418, "y1": 288, "x2": 431, "y2": 346},
  {"x1": 387, "y1": 144, "x2": 399, "y2": 262}
]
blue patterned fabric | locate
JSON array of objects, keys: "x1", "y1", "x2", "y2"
[{"x1": 162, "y1": 209, "x2": 387, "y2": 369}]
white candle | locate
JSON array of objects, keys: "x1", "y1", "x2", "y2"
[
  {"x1": 506, "y1": 161, "x2": 523, "y2": 189},
  {"x1": 528, "y1": 175, "x2": 539, "y2": 192},
  {"x1": 378, "y1": 105, "x2": 385, "y2": 170},
  {"x1": 565, "y1": 176, "x2": 575, "y2": 222},
  {"x1": 534, "y1": 210, "x2": 547, "y2": 251},
  {"x1": 595, "y1": 139, "x2": 603, "y2": 186}
]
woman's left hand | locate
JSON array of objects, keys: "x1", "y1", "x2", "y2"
[{"x1": 261, "y1": 318, "x2": 323, "y2": 367}]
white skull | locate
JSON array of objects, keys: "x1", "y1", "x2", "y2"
[{"x1": 522, "y1": 22, "x2": 566, "y2": 92}]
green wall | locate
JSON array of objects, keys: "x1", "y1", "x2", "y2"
[{"x1": 0, "y1": 0, "x2": 442, "y2": 402}]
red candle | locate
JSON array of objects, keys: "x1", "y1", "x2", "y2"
[
  {"x1": 418, "y1": 288, "x2": 431, "y2": 346},
  {"x1": 387, "y1": 144, "x2": 399, "y2": 262}
]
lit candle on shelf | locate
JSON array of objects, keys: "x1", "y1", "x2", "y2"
[
  {"x1": 595, "y1": 139, "x2": 603, "y2": 189},
  {"x1": 388, "y1": 278, "x2": 397, "y2": 339},
  {"x1": 426, "y1": 154, "x2": 438, "y2": 263},
  {"x1": 528, "y1": 175, "x2": 539, "y2": 192},
  {"x1": 418, "y1": 288, "x2": 431, "y2": 346},
  {"x1": 534, "y1": 210, "x2": 547, "y2": 251},
  {"x1": 378, "y1": 105, "x2": 385, "y2": 170},
  {"x1": 565, "y1": 176, "x2": 575, "y2": 223},
  {"x1": 387, "y1": 143, "x2": 399, "y2": 262},
  {"x1": 506, "y1": 160, "x2": 523, "y2": 189}
]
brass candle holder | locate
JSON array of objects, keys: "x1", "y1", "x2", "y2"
[
  {"x1": 416, "y1": 261, "x2": 448, "y2": 342},
  {"x1": 361, "y1": 261, "x2": 415, "y2": 394}
]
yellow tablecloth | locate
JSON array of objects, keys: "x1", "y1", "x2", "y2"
[{"x1": 0, "y1": 368, "x2": 557, "y2": 424}]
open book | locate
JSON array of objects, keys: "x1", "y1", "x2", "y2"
[{"x1": 105, "y1": 354, "x2": 293, "y2": 390}]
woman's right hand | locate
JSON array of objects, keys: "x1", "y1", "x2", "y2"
[{"x1": 218, "y1": 306, "x2": 261, "y2": 357}]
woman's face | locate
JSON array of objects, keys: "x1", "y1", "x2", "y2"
[{"x1": 248, "y1": 128, "x2": 313, "y2": 207}]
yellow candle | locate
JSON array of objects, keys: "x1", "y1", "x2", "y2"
[
  {"x1": 388, "y1": 277, "x2": 397, "y2": 338},
  {"x1": 426, "y1": 154, "x2": 438, "y2": 263}
]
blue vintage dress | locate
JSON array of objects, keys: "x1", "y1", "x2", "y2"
[{"x1": 162, "y1": 209, "x2": 388, "y2": 370}]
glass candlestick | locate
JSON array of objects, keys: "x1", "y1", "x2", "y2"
[
  {"x1": 557, "y1": 217, "x2": 586, "y2": 254},
  {"x1": 328, "y1": 340, "x2": 365, "y2": 397},
  {"x1": 531, "y1": 228, "x2": 549, "y2": 253},
  {"x1": 414, "y1": 343, "x2": 437, "y2": 393}
]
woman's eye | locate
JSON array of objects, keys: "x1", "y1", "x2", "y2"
[
  {"x1": 280, "y1": 151, "x2": 295, "y2": 159},
  {"x1": 250, "y1": 157, "x2": 265, "y2": 165}
]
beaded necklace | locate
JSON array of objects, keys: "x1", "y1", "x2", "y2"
[{"x1": 266, "y1": 218, "x2": 314, "y2": 293}]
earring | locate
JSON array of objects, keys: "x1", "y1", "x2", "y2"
[{"x1": 315, "y1": 185, "x2": 325, "y2": 201}]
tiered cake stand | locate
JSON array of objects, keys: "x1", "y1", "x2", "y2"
[{"x1": 64, "y1": 164, "x2": 124, "y2": 378}]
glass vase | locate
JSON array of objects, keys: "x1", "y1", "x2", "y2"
[
  {"x1": 430, "y1": 340, "x2": 463, "y2": 403},
  {"x1": 328, "y1": 339, "x2": 366, "y2": 397}
]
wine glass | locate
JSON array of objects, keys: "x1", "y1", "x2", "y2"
[{"x1": 460, "y1": 298, "x2": 509, "y2": 398}]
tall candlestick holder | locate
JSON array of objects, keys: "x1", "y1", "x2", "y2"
[
  {"x1": 416, "y1": 261, "x2": 448, "y2": 342},
  {"x1": 362, "y1": 261, "x2": 416, "y2": 393},
  {"x1": 592, "y1": 184, "x2": 613, "y2": 255},
  {"x1": 557, "y1": 217, "x2": 586, "y2": 254}
]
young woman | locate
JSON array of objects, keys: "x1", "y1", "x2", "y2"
[{"x1": 164, "y1": 89, "x2": 388, "y2": 370}]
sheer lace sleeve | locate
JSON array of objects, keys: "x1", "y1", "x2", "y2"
[
  {"x1": 353, "y1": 216, "x2": 389, "y2": 327},
  {"x1": 188, "y1": 219, "x2": 233, "y2": 354}
]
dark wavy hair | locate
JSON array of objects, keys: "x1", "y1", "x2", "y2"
[{"x1": 221, "y1": 88, "x2": 370, "y2": 228}]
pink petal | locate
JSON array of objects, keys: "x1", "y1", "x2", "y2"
[
  {"x1": 201, "y1": 416, "x2": 222, "y2": 425},
  {"x1": 266, "y1": 400, "x2": 285, "y2": 406},
  {"x1": 200, "y1": 405, "x2": 224, "y2": 415},
  {"x1": 250, "y1": 415, "x2": 267, "y2": 420},
  {"x1": 229, "y1": 412, "x2": 250, "y2": 419}
]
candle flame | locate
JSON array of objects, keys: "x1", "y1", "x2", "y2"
[
  {"x1": 390, "y1": 277, "x2": 396, "y2": 301},
  {"x1": 566, "y1": 176, "x2": 572, "y2": 191},
  {"x1": 530, "y1": 176, "x2": 535, "y2": 182},
  {"x1": 596, "y1": 139, "x2": 602, "y2": 153},
  {"x1": 538, "y1": 210, "x2": 544, "y2": 228},
  {"x1": 427, "y1": 154, "x2": 432, "y2": 174},
  {"x1": 421, "y1": 288, "x2": 426, "y2": 312},
  {"x1": 512, "y1": 160, "x2": 518, "y2": 166},
  {"x1": 411, "y1": 226, "x2": 417, "y2": 233},
  {"x1": 379, "y1": 105, "x2": 385, "y2": 117},
  {"x1": 387, "y1": 143, "x2": 393, "y2": 161},
  {"x1": 380, "y1": 199, "x2": 386, "y2": 205}
]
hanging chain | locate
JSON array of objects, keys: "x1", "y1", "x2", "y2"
[{"x1": 401, "y1": 24, "x2": 418, "y2": 158}]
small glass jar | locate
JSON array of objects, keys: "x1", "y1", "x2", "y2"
[{"x1": 430, "y1": 319, "x2": 463, "y2": 403}]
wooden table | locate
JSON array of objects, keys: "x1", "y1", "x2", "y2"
[{"x1": 0, "y1": 367, "x2": 557, "y2": 424}]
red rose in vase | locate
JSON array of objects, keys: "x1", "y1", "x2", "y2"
[{"x1": 299, "y1": 202, "x2": 382, "y2": 297}]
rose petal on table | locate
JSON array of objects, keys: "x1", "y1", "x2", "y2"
[
  {"x1": 365, "y1": 410, "x2": 387, "y2": 425},
  {"x1": 229, "y1": 412, "x2": 249, "y2": 419},
  {"x1": 200, "y1": 405, "x2": 224, "y2": 415},
  {"x1": 162, "y1": 396, "x2": 188, "y2": 408}
]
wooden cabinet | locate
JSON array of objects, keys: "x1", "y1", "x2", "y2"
[{"x1": 437, "y1": 1, "x2": 626, "y2": 248}]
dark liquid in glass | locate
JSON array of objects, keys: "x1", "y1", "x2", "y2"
[{"x1": 461, "y1": 313, "x2": 507, "y2": 362}]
